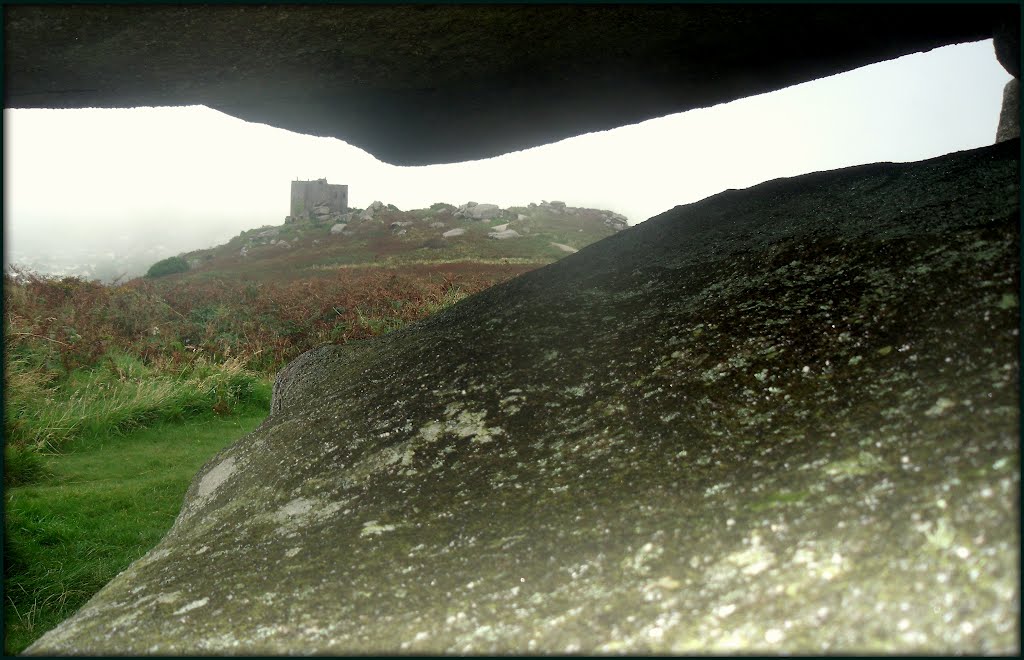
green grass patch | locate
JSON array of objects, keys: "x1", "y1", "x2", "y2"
[
  {"x1": 5, "y1": 350, "x2": 271, "y2": 457},
  {"x1": 3, "y1": 411, "x2": 267, "y2": 655}
]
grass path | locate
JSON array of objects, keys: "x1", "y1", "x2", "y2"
[{"x1": 3, "y1": 411, "x2": 267, "y2": 655}]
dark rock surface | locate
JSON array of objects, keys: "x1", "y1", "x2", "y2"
[
  {"x1": 4, "y1": 4, "x2": 1013, "y2": 165},
  {"x1": 27, "y1": 141, "x2": 1020, "y2": 654},
  {"x1": 997, "y1": 79, "x2": 1021, "y2": 143}
]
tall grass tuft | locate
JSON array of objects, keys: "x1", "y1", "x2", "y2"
[{"x1": 5, "y1": 352, "x2": 269, "y2": 455}]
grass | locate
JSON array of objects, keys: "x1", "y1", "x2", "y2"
[
  {"x1": 3, "y1": 411, "x2": 267, "y2": 655},
  {"x1": 4, "y1": 350, "x2": 270, "y2": 459}
]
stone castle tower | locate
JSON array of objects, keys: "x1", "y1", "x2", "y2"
[{"x1": 289, "y1": 179, "x2": 348, "y2": 222}]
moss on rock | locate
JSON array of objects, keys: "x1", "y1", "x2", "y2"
[{"x1": 27, "y1": 141, "x2": 1020, "y2": 654}]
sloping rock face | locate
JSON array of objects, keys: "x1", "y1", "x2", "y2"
[
  {"x1": 3, "y1": 4, "x2": 1012, "y2": 165},
  {"x1": 28, "y1": 142, "x2": 1020, "y2": 654}
]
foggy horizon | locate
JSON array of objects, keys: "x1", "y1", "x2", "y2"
[{"x1": 3, "y1": 39, "x2": 1011, "y2": 282}]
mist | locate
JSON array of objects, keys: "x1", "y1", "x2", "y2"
[{"x1": 3, "y1": 39, "x2": 1011, "y2": 281}]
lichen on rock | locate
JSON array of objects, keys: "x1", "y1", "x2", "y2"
[{"x1": 27, "y1": 140, "x2": 1020, "y2": 654}]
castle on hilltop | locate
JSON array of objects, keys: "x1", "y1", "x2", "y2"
[{"x1": 289, "y1": 178, "x2": 348, "y2": 221}]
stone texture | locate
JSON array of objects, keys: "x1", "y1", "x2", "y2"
[
  {"x1": 468, "y1": 204, "x2": 502, "y2": 220},
  {"x1": 442, "y1": 228, "x2": 466, "y2": 238},
  {"x1": 26, "y1": 140, "x2": 1020, "y2": 655},
  {"x1": 329, "y1": 223, "x2": 347, "y2": 235},
  {"x1": 994, "y1": 16, "x2": 1021, "y2": 78},
  {"x1": 360, "y1": 201, "x2": 385, "y2": 221},
  {"x1": 602, "y1": 213, "x2": 630, "y2": 232},
  {"x1": 996, "y1": 78, "x2": 1020, "y2": 143},
  {"x1": 487, "y1": 229, "x2": 521, "y2": 240},
  {"x1": 3, "y1": 5, "x2": 1013, "y2": 165},
  {"x1": 454, "y1": 202, "x2": 503, "y2": 220}
]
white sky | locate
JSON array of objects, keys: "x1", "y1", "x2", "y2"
[{"x1": 3, "y1": 39, "x2": 1012, "y2": 269}]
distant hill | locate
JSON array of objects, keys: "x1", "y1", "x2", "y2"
[{"x1": 170, "y1": 201, "x2": 629, "y2": 282}]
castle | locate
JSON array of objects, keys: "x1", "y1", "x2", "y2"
[{"x1": 289, "y1": 178, "x2": 348, "y2": 221}]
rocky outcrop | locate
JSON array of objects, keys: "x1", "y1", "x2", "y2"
[
  {"x1": 601, "y1": 212, "x2": 629, "y2": 232},
  {"x1": 4, "y1": 5, "x2": 1011, "y2": 165},
  {"x1": 360, "y1": 201, "x2": 385, "y2": 221},
  {"x1": 455, "y1": 202, "x2": 503, "y2": 220},
  {"x1": 27, "y1": 141, "x2": 1019, "y2": 654},
  {"x1": 996, "y1": 79, "x2": 1020, "y2": 143},
  {"x1": 329, "y1": 223, "x2": 347, "y2": 235}
]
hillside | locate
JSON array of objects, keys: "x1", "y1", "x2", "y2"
[{"x1": 172, "y1": 200, "x2": 629, "y2": 282}]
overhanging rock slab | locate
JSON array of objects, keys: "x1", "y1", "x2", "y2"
[
  {"x1": 3, "y1": 4, "x2": 1013, "y2": 165},
  {"x1": 28, "y1": 141, "x2": 1020, "y2": 654}
]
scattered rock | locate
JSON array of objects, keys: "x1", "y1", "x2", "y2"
[
  {"x1": 430, "y1": 222, "x2": 446, "y2": 229},
  {"x1": 491, "y1": 223, "x2": 509, "y2": 232},
  {"x1": 257, "y1": 228, "x2": 280, "y2": 238},
  {"x1": 442, "y1": 228, "x2": 466, "y2": 238},
  {"x1": 390, "y1": 221, "x2": 413, "y2": 230},
  {"x1": 276, "y1": 240, "x2": 291, "y2": 249},
  {"x1": 239, "y1": 246, "x2": 248, "y2": 257},
  {"x1": 329, "y1": 223, "x2": 347, "y2": 235},
  {"x1": 550, "y1": 242, "x2": 577, "y2": 253},
  {"x1": 487, "y1": 229, "x2": 520, "y2": 239}
]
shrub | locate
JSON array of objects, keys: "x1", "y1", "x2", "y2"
[{"x1": 145, "y1": 256, "x2": 189, "y2": 279}]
